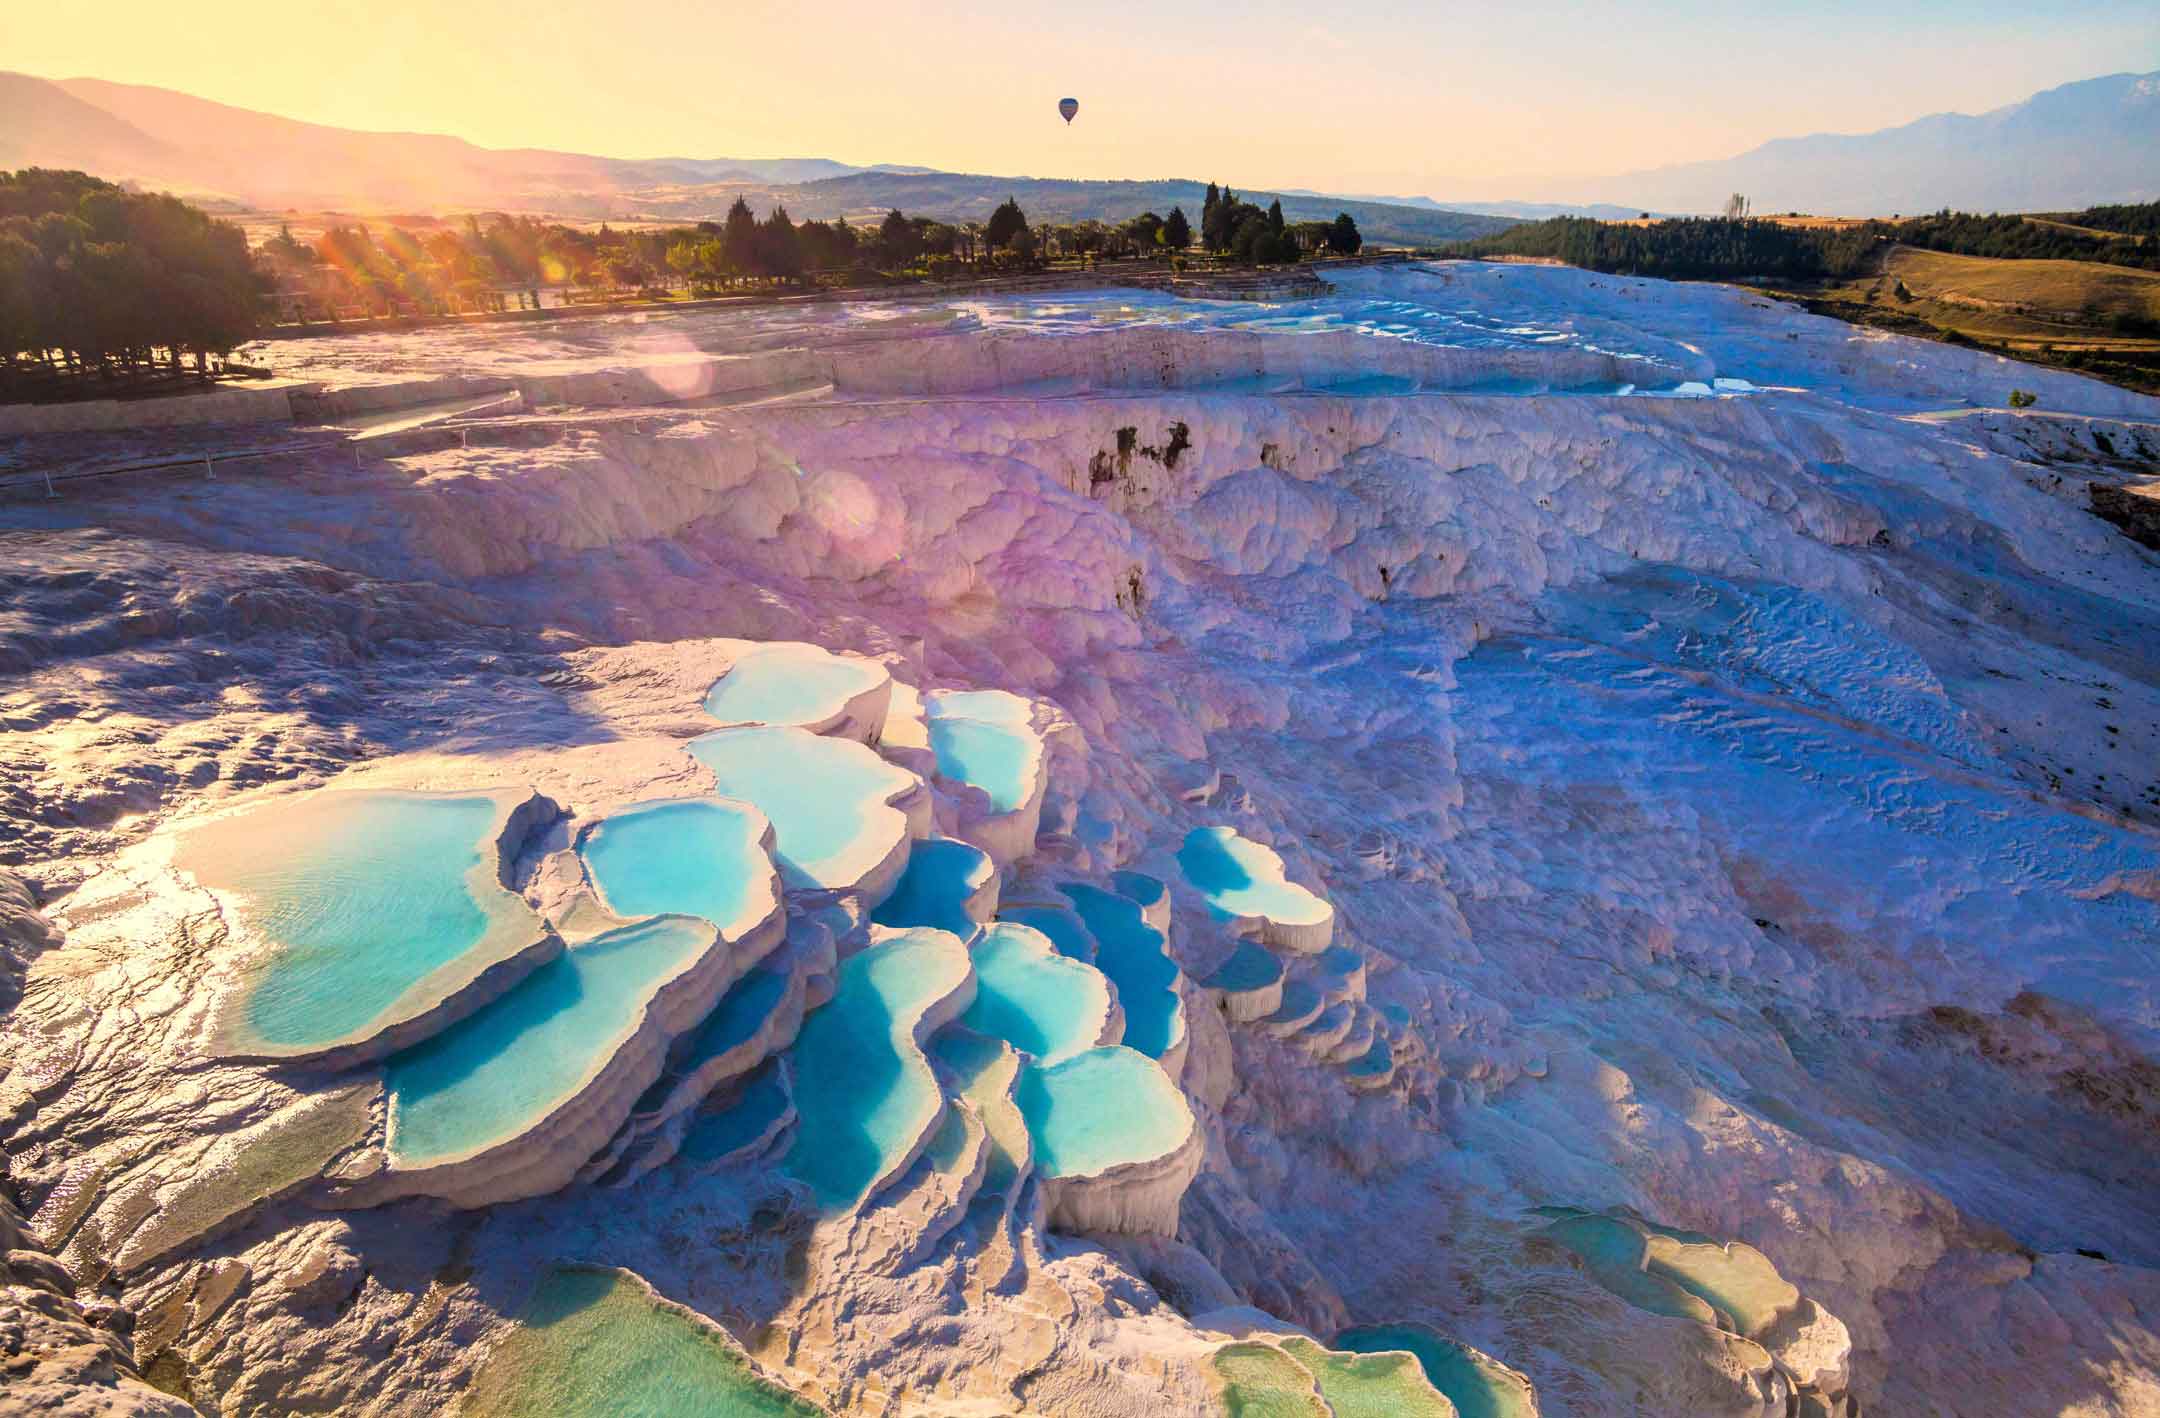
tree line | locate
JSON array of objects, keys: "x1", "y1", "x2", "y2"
[
  {"x1": 1891, "y1": 208, "x2": 2159, "y2": 271},
  {"x1": 1, "y1": 168, "x2": 265, "y2": 397},
  {"x1": 1451, "y1": 215, "x2": 1875, "y2": 280},
  {"x1": 1201, "y1": 184, "x2": 1361, "y2": 264},
  {"x1": 1454, "y1": 203, "x2": 2160, "y2": 283}
]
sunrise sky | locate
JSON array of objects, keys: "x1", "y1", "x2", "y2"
[{"x1": 12, "y1": 0, "x2": 2160, "y2": 197}]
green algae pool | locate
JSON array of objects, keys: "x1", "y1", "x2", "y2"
[
  {"x1": 1335, "y1": 1325, "x2": 1536, "y2": 1418},
  {"x1": 960, "y1": 922, "x2": 1111, "y2": 1063},
  {"x1": 386, "y1": 916, "x2": 711, "y2": 1167},
  {"x1": 783, "y1": 929, "x2": 972, "y2": 1210},
  {"x1": 1060, "y1": 884, "x2": 1183, "y2": 1059},
  {"x1": 703, "y1": 642, "x2": 886, "y2": 730},
  {"x1": 1211, "y1": 1341, "x2": 1327, "y2": 1418},
  {"x1": 1012, "y1": 1045, "x2": 1190, "y2": 1179},
  {"x1": 1278, "y1": 1337, "x2": 1454, "y2": 1418},
  {"x1": 459, "y1": 1266, "x2": 824, "y2": 1417},
  {"x1": 181, "y1": 789, "x2": 541, "y2": 1054},
  {"x1": 689, "y1": 726, "x2": 918, "y2": 891},
  {"x1": 580, "y1": 798, "x2": 776, "y2": 936}
]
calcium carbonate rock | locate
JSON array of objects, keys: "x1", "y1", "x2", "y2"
[{"x1": 7, "y1": 262, "x2": 2160, "y2": 1416}]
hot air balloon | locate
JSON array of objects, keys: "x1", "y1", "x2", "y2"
[{"x1": 1058, "y1": 97, "x2": 1079, "y2": 124}]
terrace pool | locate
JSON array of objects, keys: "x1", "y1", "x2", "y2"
[
  {"x1": 784, "y1": 929, "x2": 972, "y2": 1210},
  {"x1": 580, "y1": 798, "x2": 775, "y2": 936},
  {"x1": 678, "y1": 1064, "x2": 794, "y2": 1167},
  {"x1": 460, "y1": 1265, "x2": 825, "y2": 1417},
  {"x1": 1060, "y1": 884, "x2": 1183, "y2": 1059},
  {"x1": 1335, "y1": 1325, "x2": 1537, "y2": 1418},
  {"x1": 689, "y1": 727, "x2": 918, "y2": 891},
  {"x1": 959, "y1": 922, "x2": 1112, "y2": 1063},
  {"x1": 386, "y1": 916, "x2": 710, "y2": 1167},
  {"x1": 1013, "y1": 1046, "x2": 1190, "y2": 1179},
  {"x1": 703, "y1": 642, "x2": 887, "y2": 730},
  {"x1": 870, "y1": 838, "x2": 996, "y2": 940},
  {"x1": 924, "y1": 690, "x2": 1040, "y2": 813},
  {"x1": 179, "y1": 789, "x2": 547, "y2": 1056},
  {"x1": 1177, "y1": 826, "x2": 1331, "y2": 934}
]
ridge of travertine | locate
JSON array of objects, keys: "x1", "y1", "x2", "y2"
[{"x1": 7, "y1": 262, "x2": 2160, "y2": 1416}]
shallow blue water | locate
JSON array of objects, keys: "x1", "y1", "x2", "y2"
[
  {"x1": 689, "y1": 727, "x2": 913, "y2": 889},
  {"x1": 703, "y1": 644, "x2": 884, "y2": 728},
  {"x1": 580, "y1": 798, "x2": 771, "y2": 933},
  {"x1": 678, "y1": 1063, "x2": 793, "y2": 1165},
  {"x1": 871, "y1": 838, "x2": 995, "y2": 939},
  {"x1": 635, "y1": 965, "x2": 791, "y2": 1114},
  {"x1": 960, "y1": 923, "x2": 1110, "y2": 1063},
  {"x1": 387, "y1": 916, "x2": 710, "y2": 1166},
  {"x1": 784, "y1": 928, "x2": 971, "y2": 1210},
  {"x1": 922, "y1": 691, "x2": 1037, "y2": 813},
  {"x1": 999, "y1": 905, "x2": 1097, "y2": 963},
  {"x1": 1177, "y1": 826, "x2": 1330, "y2": 927},
  {"x1": 1059, "y1": 884, "x2": 1181, "y2": 1058},
  {"x1": 183, "y1": 791, "x2": 508, "y2": 1049},
  {"x1": 1013, "y1": 1046, "x2": 1189, "y2": 1178}
]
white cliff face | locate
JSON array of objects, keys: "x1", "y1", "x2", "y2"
[{"x1": 4, "y1": 262, "x2": 2160, "y2": 1417}]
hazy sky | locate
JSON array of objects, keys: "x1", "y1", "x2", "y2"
[{"x1": 13, "y1": 1, "x2": 2160, "y2": 196}]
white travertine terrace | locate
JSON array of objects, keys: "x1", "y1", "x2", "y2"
[
  {"x1": 179, "y1": 786, "x2": 563, "y2": 1071},
  {"x1": 10, "y1": 258, "x2": 2160, "y2": 1416}
]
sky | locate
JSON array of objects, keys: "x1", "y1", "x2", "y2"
[{"x1": 11, "y1": 1, "x2": 2160, "y2": 197}]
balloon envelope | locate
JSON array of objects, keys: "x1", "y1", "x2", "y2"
[{"x1": 1058, "y1": 98, "x2": 1078, "y2": 123}]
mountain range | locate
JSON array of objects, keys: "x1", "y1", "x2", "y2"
[
  {"x1": 4, "y1": 68, "x2": 2157, "y2": 237},
  {"x1": 0, "y1": 72, "x2": 1511, "y2": 244},
  {"x1": 1530, "y1": 70, "x2": 2160, "y2": 216}
]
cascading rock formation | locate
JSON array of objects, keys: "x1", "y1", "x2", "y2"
[{"x1": 3, "y1": 262, "x2": 2159, "y2": 1417}]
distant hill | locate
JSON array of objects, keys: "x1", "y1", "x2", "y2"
[
  {"x1": 1281, "y1": 190, "x2": 1654, "y2": 222},
  {"x1": 0, "y1": 72, "x2": 1510, "y2": 245},
  {"x1": 0, "y1": 73, "x2": 884, "y2": 207},
  {"x1": 1557, "y1": 71, "x2": 2160, "y2": 217}
]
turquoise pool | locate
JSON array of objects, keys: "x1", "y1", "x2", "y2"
[
  {"x1": 1013, "y1": 1046, "x2": 1191, "y2": 1179},
  {"x1": 180, "y1": 789, "x2": 537, "y2": 1052},
  {"x1": 635, "y1": 964, "x2": 792, "y2": 1115},
  {"x1": 386, "y1": 916, "x2": 711, "y2": 1167},
  {"x1": 960, "y1": 922, "x2": 1111, "y2": 1063},
  {"x1": 689, "y1": 726, "x2": 917, "y2": 890},
  {"x1": 997, "y1": 904, "x2": 1097, "y2": 963},
  {"x1": 1060, "y1": 884, "x2": 1183, "y2": 1059},
  {"x1": 580, "y1": 798, "x2": 775, "y2": 936},
  {"x1": 924, "y1": 690, "x2": 1039, "y2": 813},
  {"x1": 784, "y1": 929, "x2": 972, "y2": 1210},
  {"x1": 703, "y1": 642, "x2": 886, "y2": 730},
  {"x1": 1177, "y1": 826, "x2": 1331, "y2": 929},
  {"x1": 870, "y1": 838, "x2": 995, "y2": 940},
  {"x1": 678, "y1": 1064, "x2": 793, "y2": 1166}
]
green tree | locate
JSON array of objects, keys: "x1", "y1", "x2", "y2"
[
  {"x1": 878, "y1": 207, "x2": 920, "y2": 267},
  {"x1": 1327, "y1": 212, "x2": 1362, "y2": 255},
  {"x1": 985, "y1": 196, "x2": 1030, "y2": 252},
  {"x1": 758, "y1": 205, "x2": 804, "y2": 281},
  {"x1": 1163, "y1": 206, "x2": 1191, "y2": 250},
  {"x1": 722, "y1": 196, "x2": 760, "y2": 278}
]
